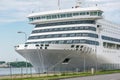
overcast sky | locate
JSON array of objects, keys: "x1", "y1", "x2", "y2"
[{"x1": 0, "y1": 0, "x2": 120, "y2": 62}]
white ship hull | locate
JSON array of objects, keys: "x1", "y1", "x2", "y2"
[{"x1": 15, "y1": 44, "x2": 120, "y2": 73}]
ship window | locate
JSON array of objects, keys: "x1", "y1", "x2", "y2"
[
  {"x1": 76, "y1": 33, "x2": 81, "y2": 36},
  {"x1": 94, "y1": 12, "x2": 97, "y2": 15},
  {"x1": 45, "y1": 47, "x2": 47, "y2": 49},
  {"x1": 80, "y1": 45, "x2": 83, "y2": 48},
  {"x1": 40, "y1": 47, "x2": 42, "y2": 49},
  {"x1": 69, "y1": 33, "x2": 75, "y2": 37},
  {"x1": 58, "y1": 40, "x2": 64, "y2": 44},
  {"x1": 52, "y1": 15, "x2": 57, "y2": 19},
  {"x1": 98, "y1": 11, "x2": 102, "y2": 16},
  {"x1": 67, "y1": 13, "x2": 72, "y2": 17},
  {"x1": 80, "y1": 12, "x2": 86, "y2": 15},
  {"x1": 90, "y1": 11, "x2": 96, "y2": 16},
  {"x1": 80, "y1": 40, "x2": 86, "y2": 43},
  {"x1": 57, "y1": 14, "x2": 60, "y2": 18},
  {"x1": 73, "y1": 40, "x2": 80, "y2": 43},
  {"x1": 82, "y1": 33, "x2": 87, "y2": 36},
  {"x1": 41, "y1": 16, "x2": 45, "y2": 19},
  {"x1": 29, "y1": 18, "x2": 33, "y2": 21},
  {"x1": 41, "y1": 44, "x2": 43, "y2": 46},
  {"x1": 71, "y1": 45, "x2": 74, "y2": 48},
  {"x1": 61, "y1": 34, "x2": 67, "y2": 37},
  {"x1": 90, "y1": 12, "x2": 93, "y2": 16},
  {"x1": 73, "y1": 13, "x2": 79, "y2": 16},
  {"x1": 35, "y1": 44, "x2": 39, "y2": 47},
  {"x1": 76, "y1": 45, "x2": 79, "y2": 48},
  {"x1": 68, "y1": 27, "x2": 73, "y2": 30},
  {"x1": 47, "y1": 15, "x2": 51, "y2": 19},
  {"x1": 34, "y1": 17, "x2": 37, "y2": 20},
  {"x1": 117, "y1": 45, "x2": 120, "y2": 49},
  {"x1": 66, "y1": 40, "x2": 72, "y2": 44},
  {"x1": 36, "y1": 17, "x2": 39, "y2": 19},
  {"x1": 103, "y1": 42, "x2": 120, "y2": 50},
  {"x1": 60, "y1": 14, "x2": 66, "y2": 18},
  {"x1": 86, "y1": 12, "x2": 89, "y2": 15},
  {"x1": 24, "y1": 45, "x2": 28, "y2": 47}
]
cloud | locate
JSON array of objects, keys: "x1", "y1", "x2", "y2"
[
  {"x1": 0, "y1": 0, "x2": 120, "y2": 23},
  {"x1": 0, "y1": 0, "x2": 60, "y2": 23},
  {"x1": 87, "y1": 0, "x2": 117, "y2": 2},
  {"x1": 0, "y1": 0, "x2": 41, "y2": 23},
  {"x1": 85, "y1": 0, "x2": 120, "y2": 10},
  {"x1": 102, "y1": 2, "x2": 120, "y2": 11}
]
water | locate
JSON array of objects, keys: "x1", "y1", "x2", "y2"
[{"x1": 0, "y1": 67, "x2": 36, "y2": 76}]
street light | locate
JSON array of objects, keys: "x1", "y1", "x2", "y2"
[
  {"x1": 17, "y1": 31, "x2": 27, "y2": 42},
  {"x1": 17, "y1": 31, "x2": 28, "y2": 75}
]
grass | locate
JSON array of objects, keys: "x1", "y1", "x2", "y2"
[{"x1": 1, "y1": 70, "x2": 120, "y2": 80}]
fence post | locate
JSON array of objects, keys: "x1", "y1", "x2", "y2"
[
  {"x1": 30, "y1": 67, "x2": 32, "y2": 77},
  {"x1": 9, "y1": 66, "x2": 13, "y2": 80},
  {"x1": 21, "y1": 67, "x2": 23, "y2": 79},
  {"x1": 38, "y1": 67, "x2": 40, "y2": 77}
]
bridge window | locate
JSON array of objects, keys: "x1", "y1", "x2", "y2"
[
  {"x1": 80, "y1": 12, "x2": 86, "y2": 15},
  {"x1": 52, "y1": 15, "x2": 57, "y2": 19},
  {"x1": 47, "y1": 15, "x2": 51, "y2": 19},
  {"x1": 29, "y1": 11, "x2": 102, "y2": 22},
  {"x1": 60, "y1": 14, "x2": 66, "y2": 18},
  {"x1": 67, "y1": 13, "x2": 72, "y2": 17},
  {"x1": 98, "y1": 11, "x2": 102, "y2": 16},
  {"x1": 73, "y1": 13, "x2": 79, "y2": 16}
]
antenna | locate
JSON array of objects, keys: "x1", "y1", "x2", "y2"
[
  {"x1": 75, "y1": 0, "x2": 82, "y2": 8},
  {"x1": 39, "y1": 0, "x2": 41, "y2": 11},
  {"x1": 94, "y1": 0, "x2": 98, "y2": 7},
  {"x1": 58, "y1": 0, "x2": 60, "y2": 10}
]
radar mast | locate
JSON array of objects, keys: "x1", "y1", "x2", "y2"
[{"x1": 75, "y1": 0, "x2": 82, "y2": 8}]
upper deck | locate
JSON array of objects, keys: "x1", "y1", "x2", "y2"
[{"x1": 28, "y1": 7, "x2": 103, "y2": 24}]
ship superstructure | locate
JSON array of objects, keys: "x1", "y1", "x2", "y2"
[{"x1": 15, "y1": 1, "x2": 120, "y2": 73}]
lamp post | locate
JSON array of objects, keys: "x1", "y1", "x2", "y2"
[
  {"x1": 17, "y1": 31, "x2": 27, "y2": 42},
  {"x1": 17, "y1": 31, "x2": 28, "y2": 75}
]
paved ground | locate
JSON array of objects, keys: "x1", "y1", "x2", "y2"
[{"x1": 61, "y1": 73, "x2": 120, "y2": 80}]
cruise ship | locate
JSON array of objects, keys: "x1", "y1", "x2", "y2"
[{"x1": 15, "y1": 1, "x2": 120, "y2": 73}]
